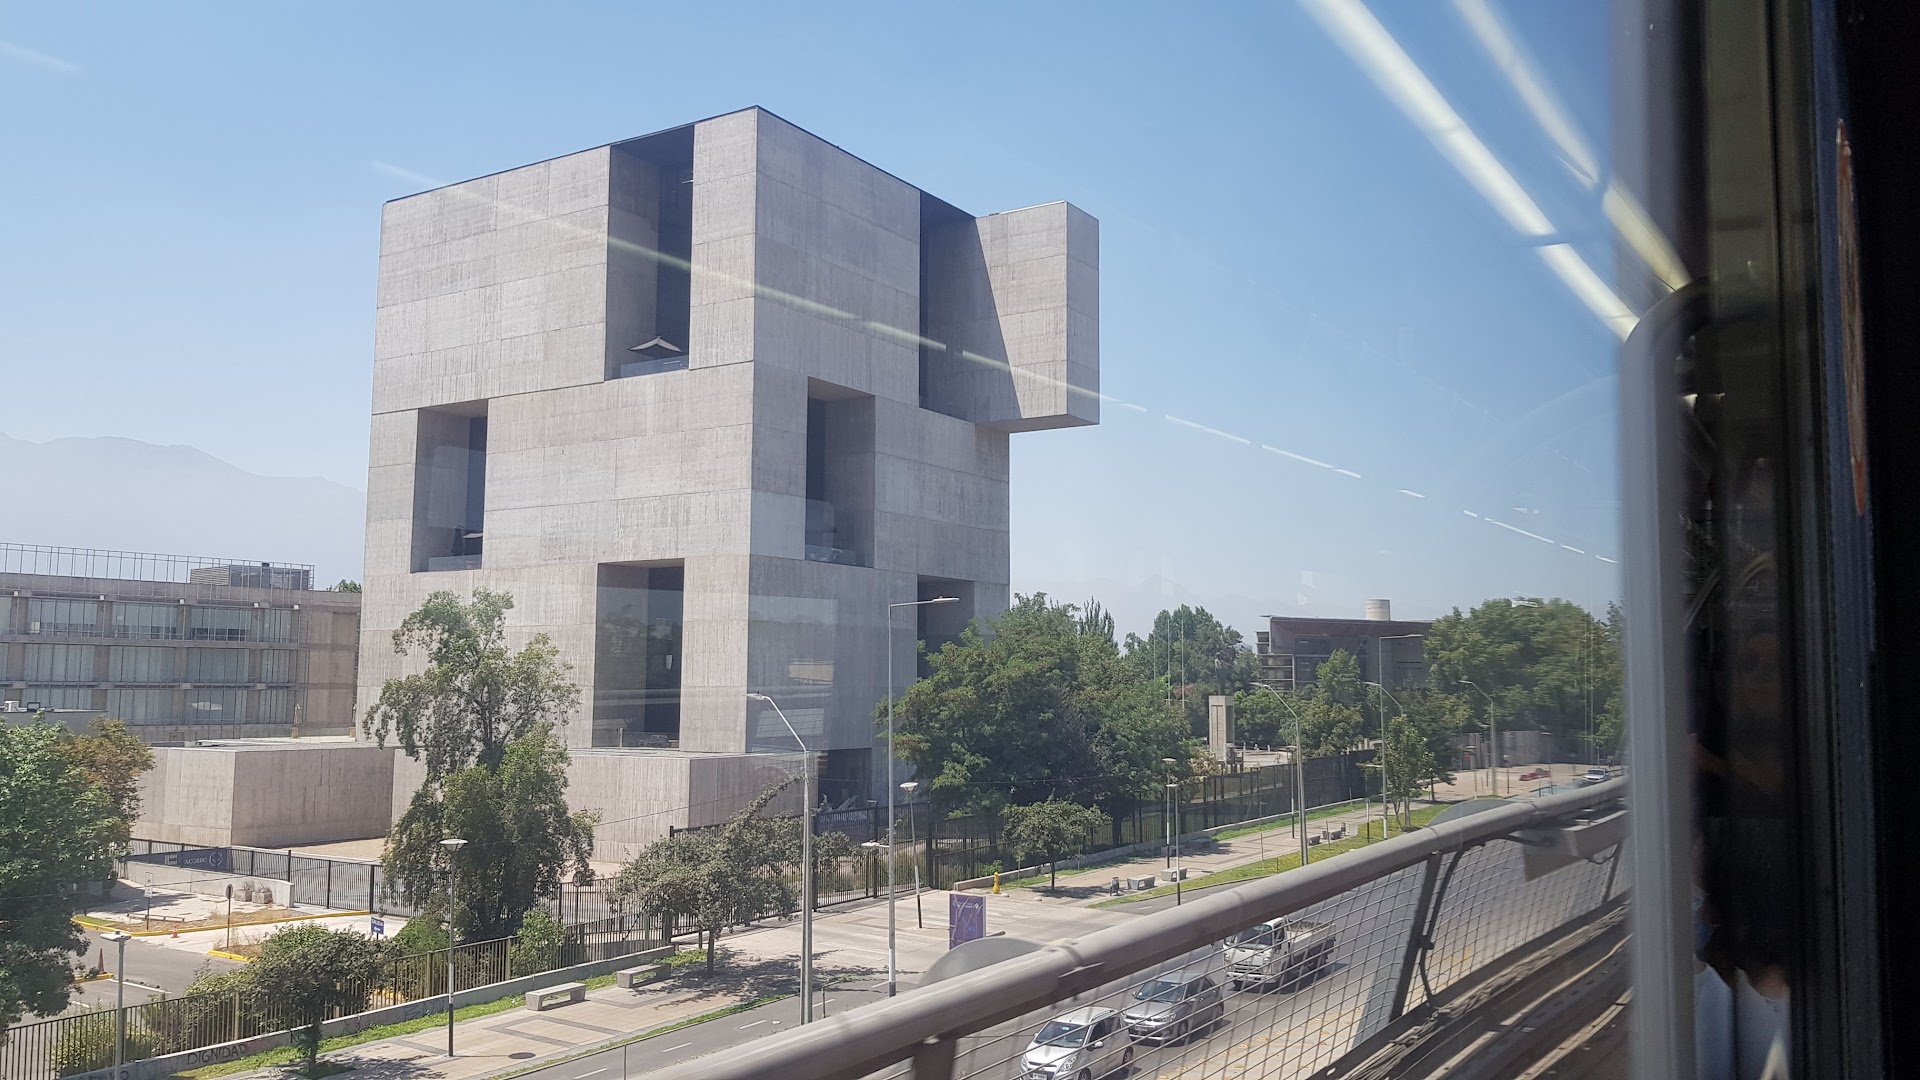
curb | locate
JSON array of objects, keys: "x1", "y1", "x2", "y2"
[
  {"x1": 75, "y1": 910, "x2": 371, "y2": 938},
  {"x1": 207, "y1": 949, "x2": 253, "y2": 963}
]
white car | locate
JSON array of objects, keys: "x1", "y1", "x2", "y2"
[
  {"x1": 1021, "y1": 1006, "x2": 1134, "y2": 1079},
  {"x1": 1581, "y1": 766, "x2": 1611, "y2": 785}
]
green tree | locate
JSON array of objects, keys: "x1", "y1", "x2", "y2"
[
  {"x1": 385, "y1": 727, "x2": 595, "y2": 941},
  {"x1": 61, "y1": 717, "x2": 155, "y2": 853},
  {"x1": 1381, "y1": 717, "x2": 1437, "y2": 827},
  {"x1": 246, "y1": 925, "x2": 385, "y2": 1075},
  {"x1": 1300, "y1": 650, "x2": 1368, "y2": 754},
  {"x1": 371, "y1": 591, "x2": 593, "y2": 940},
  {"x1": 887, "y1": 595, "x2": 1189, "y2": 824},
  {"x1": 609, "y1": 781, "x2": 853, "y2": 974},
  {"x1": 508, "y1": 909, "x2": 567, "y2": 976},
  {"x1": 1424, "y1": 597, "x2": 1622, "y2": 751},
  {"x1": 1124, "y1": 605, "x2": 1260, "y2": 735},
  {"x1": 332, "y1": 579, "x2": 363, "y2": 593},
  {"x1": 1004, "y1": 799, "x2": 1110, "y2": 889},
  {"x1": 0, "y1": 723, "x2": 122, "y2": 1030}
]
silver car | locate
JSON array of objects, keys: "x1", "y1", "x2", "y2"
[
  {"x1": 1122, "y1": 967, "x2": 1226, "y2": 1044},
  {"x1": 1021, "y1": 1006, "x2": 1134, "y2": 1079}
]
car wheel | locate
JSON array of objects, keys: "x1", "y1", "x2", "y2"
[
  {"x1": 1121, "y1": 1046, "x2": 1135, "y2": 1071},
  {"x1": 1229, "y1": 978, "x2": 1242, "y2": 991},
  {"x1": 1174, "y1": 1019, "x2": 1190, "y2": 1043},
  {"x1": 1077, "y1": 1070, "x2": 1092, "y2": 1080}
]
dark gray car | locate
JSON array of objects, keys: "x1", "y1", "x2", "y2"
[{"x1": 1121, "y1": 967, "x2": 1226, "y2": 1044}]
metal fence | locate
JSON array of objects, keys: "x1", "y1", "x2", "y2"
[
  {"x1": 120, "y1": 842, "x2": 416, "y2": 915},
  {"x1": 1, "y1": 912, "x2": 662, "y2": 1080},
  {"x1": 646, "y1": 779, "x2": 1628, "y2": 1080}
]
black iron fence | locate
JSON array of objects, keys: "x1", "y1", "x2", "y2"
[
  {"x1": 118, "y1": 842, "x2": 415, "y2": 915},
  {"x1": 1, "y1": 912, "x2": 661, "y2": 1080}
]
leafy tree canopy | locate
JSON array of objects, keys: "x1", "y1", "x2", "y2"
[
  {"x1": 1123, "y1": 605, "x2": 1260, "y2": 734},
  {"x1": 1424, "y1": 597, "x2": 1622, "y2": 749},
  {"x1": 887, "y1": 594, "x2": 1192, "y2": 820},
  {"x1": 366, "y1": 589, "x2": 579, "y2": 782},
  {"x1": 610, "y1": 781, "x2": 853, "y2": 973},
  {"x1": 1004, "y1": 799, "x2": 1109, "y2": 889},
  {"x1": 61, "y1": 717, "x2": 154, "y2": 852},
  {"x1": 0, "y1": 722, "x2": 124, "y2": 1029},
  {"x1": 247, "y1": 925, "x2": 385, "y2": 1073}
]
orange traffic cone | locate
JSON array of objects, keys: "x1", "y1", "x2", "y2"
[{"x1": 172, "y1": 928, "x2": 179, "y2": 939}]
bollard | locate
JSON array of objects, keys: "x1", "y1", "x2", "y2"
[{"x1": 992, "y1": 871, "x2": 1001, "y2": 895}]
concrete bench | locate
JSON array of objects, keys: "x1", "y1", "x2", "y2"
[
  {"x1": 616, "y1": 963, "x2": 668, "y2": 989},
  {"x1": 1128, "y1": 875, "x2": 1157, "y2": 890},
  {"x1": 525, "y1": 982, "x2": 586, "y2": 1011}
]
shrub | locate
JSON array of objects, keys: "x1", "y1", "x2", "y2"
[
  {"x1": 509, "y1": 910, "x2": 565, "y2": 977},
  {"x1": 49, "y1": 1016, "x2": 156, "y2": 1076}
]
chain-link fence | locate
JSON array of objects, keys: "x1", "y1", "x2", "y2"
[{"x1": 646, "y1": 780, "x2": 1627, "y2": 1080}]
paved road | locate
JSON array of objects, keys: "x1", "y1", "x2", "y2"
[{"x1": 33, "y1": 937, "x2": 240, "y2": 1020}]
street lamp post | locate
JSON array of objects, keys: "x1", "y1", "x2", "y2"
[
  {"x1": 103, "y1": 930, "x2": 130, "y2": 1075},
  {"x1": 1461, "y1": 679, "x2": 1499, "y2": 797},
  {"x1": 747, "y1": 693, "x2": 815, "y2": 1024},
  {"x1": 1252, "y1": 683, "x2": 1309, "y2": 867},
  {"x1": 1161, "y1": 757, "x2": 1176, "y2": 869},
  {"x1": 901, "y1": 780, "x2": 922, "y2": 929},
  {"x1": 884, "y1": 596, "x2": 955, "y2": 998},
  {"x1": 439, "y1": 837, "x2": 467, "y2": 1057},
  {"x1": 1167, "y1": 779, "x2": 1183, "y2": 905}
]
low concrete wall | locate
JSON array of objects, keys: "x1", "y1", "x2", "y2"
[
  {"x1": 136, "y1": 741, "x2": 396, "y2": 849},
  {"x1": 70, "y1": 946, "x2": 676, "y2": 1080},
  {"x1": 121, "y1": 862, "x2": 292, "y2": 907}
]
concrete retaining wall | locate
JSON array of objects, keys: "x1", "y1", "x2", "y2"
[
  {"x1": 136, "y1": 741, "x2": 396, "y2": 849},
  {"x1": 69, "y1": 946, "x2": 675, "y2": 1080}
]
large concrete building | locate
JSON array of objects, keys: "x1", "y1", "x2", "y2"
[
  {"x1": 1255, "y1": 600, "x2": 1431, "y2": 692},
  {"x1": 0, "y1": 543, "x2": 360, "y2": 739},
  {"x1": 360, "y1": 108, "x2": 1099, "y2": 853}
]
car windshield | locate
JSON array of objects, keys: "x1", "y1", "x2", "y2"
[
  {"x1": 1232, "y1": 926, "x2": 1280, "y2": 948},
  {"x1": 1134, "y1": 979, "x2": 1185, "y2": 1002},
  {"x1": 1034, "y1": 1021, "x2": 1090, "y2": 1048}
]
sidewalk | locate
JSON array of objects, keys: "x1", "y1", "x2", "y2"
[{"x1": 227, "y1": 978, "x2": 753, "y2": 1080}]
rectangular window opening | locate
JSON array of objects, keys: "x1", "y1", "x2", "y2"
[
  {"x1": 413, "y1": 403, "x2": 488, "y2": 572},
  {"x1": 803, "y1": 385, "x2": 875, "y2": 567},
  {"x1": 592, "y1": 563, "x2": 683, "y2": 748},
  {"x1": 609, "y1": 129, "x2": 693, "y2": 380}
]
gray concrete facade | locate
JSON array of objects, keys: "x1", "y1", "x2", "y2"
[
  {"x1": 360, "y1": 108, "x2": 1098, "y2": 843},
  {"x1": 135, "y1": 739, "x2": 397, "y2": 848}
]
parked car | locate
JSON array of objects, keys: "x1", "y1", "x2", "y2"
[
  {"x1": 1121, "y1": 966, "x2": 1226, "y2": 1044},
  {"x1": 1021, "y1": 1006, "x2": 1134, "y2": 1079},
  {"x1": 1581, "y1": 766, "x2": 1611, "y2": 785},
  {"x1": 1222, "y1": 917, "x2": 1338, "y2": 990}
]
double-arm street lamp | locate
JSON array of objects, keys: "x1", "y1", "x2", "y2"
[
  {"x1": 747, "y1": 692, "x2": 815, "y2": 1023},
  {"x1": 1251, "y1": 683, "x2": 1310, "y2": 867},
  {"x1": 884, "y1": 596, "x2": 956, "y2": 998},
  {"x1": 1459, "y1": 678, "x2": 1500, "y2": 796}
]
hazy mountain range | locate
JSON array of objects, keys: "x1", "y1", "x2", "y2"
[{"x1": 0, "y1": 434, "x2": 366, "y2": 584}]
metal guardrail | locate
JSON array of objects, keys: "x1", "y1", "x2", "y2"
[{"x1": 648, "y1": 779, "x2": 1628, "y2": 1080}]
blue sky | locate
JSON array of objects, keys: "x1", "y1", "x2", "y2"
[{"x1": 0, "y1": 1, "x2": 1624, "y2": 635}]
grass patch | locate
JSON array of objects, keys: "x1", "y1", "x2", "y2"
[
  {"x1": 1212, "y1": 799, "x2": 1369, "y2": 842},
  {"x1": 1093, "y1": 805, "x2": 1450, "y2": 908},
  {"x1": 178, "y1": 951, "x2": 700, "y2": 1080}
]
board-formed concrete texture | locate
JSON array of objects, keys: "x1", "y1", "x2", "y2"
[
  {"x1": 360, "y1": 108, "x2": 1098, "y2": 845},
  {"x1": 136, "y1": 739, "x2": 397, "y2": 849}
]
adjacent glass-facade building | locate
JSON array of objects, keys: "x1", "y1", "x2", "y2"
[{"x1": 0, "y1": 545, "x2": 360, "y2": 738}]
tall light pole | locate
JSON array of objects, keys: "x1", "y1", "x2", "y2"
[
  {"x1": 1167, "y1": 779, "x2": 1184, "y2": 905},
  {"x1": 1252, "y1": 683, "x2": 1309, "y2": 866},
  {"x1": 103, "y1": 930, "x2": 130, "y2": 1075},
  {"x1": 900, "y1": 780, "x2": 922, "y2": 929},
  {"x1": 884, "y1": 596, "x2": 955, "y2": 998},
  {"x1": 1161, "y1": 757, "x2": 1176, "y2": 869},
  {"x1": 1365, "y1": 682, "x2": 1409, "y2": 838},
  {"x1": 1461, "y1": 679, "x2": 1499, "y2": 796},
  {"x1": 747, "y1": 693, "x2": 815, "y2": 1023},
  {"x1": 440, "y1": 837, "x2": 467, "y2": 1057}
]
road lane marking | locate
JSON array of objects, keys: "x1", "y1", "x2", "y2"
[
  {"x1": 574, "y1": 1069, "x2": 606, "y2": 1078},
  {"x1": 739, "y1": 1018, "x2": 772, "y2": 1029},
  {"x1": 659, "y1": 1042, "x2": 693, "y2": 1054}
]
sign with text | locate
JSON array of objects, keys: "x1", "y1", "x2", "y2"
[{"x1": 949, "y1": 893, "x2": 986, "y2": 950}]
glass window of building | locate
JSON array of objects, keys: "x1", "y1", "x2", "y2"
[
  {"x1": 185, "y1": 687, "x2": 245, "y2": 723},
  {"x1": 113, "y1": 602, "x2": 180, "y2": 640},
  {"x1": 27, "y1": 598, "x2": 99, "y2": 636},
  {"x1": 24, "y1": 644, "x2": 95, "y2": 683},
  {"x1": 187, "y1": 606, "x2": 252, "y2": 641},
  {"x1": 0, "y1": 595, "x2": 12, "y2": 632},
  {"x1": 258, "y1": 608, "x2": 294, "y2": 643},
  {"x1": 18, "y1": 687, "x2": 94, "y2": 711},
  {"x1": 109, "y1": 646, "x2": 176, "y2": 684},
  {"x1": 186, "y1": 648, "x2": 250, "y2": 684},
  {"x1": 256, "y1": 688, "x2": 294, "y2": 722},
  {"x1": 260, "y1": 650, "x2": 296, "y2": 684},
  {"x1": 107, "y1": 688, "x2": 174, "y2": 722},
  {"x1": 592, "y1": 564, "x2": 683, "y2": 747}
]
